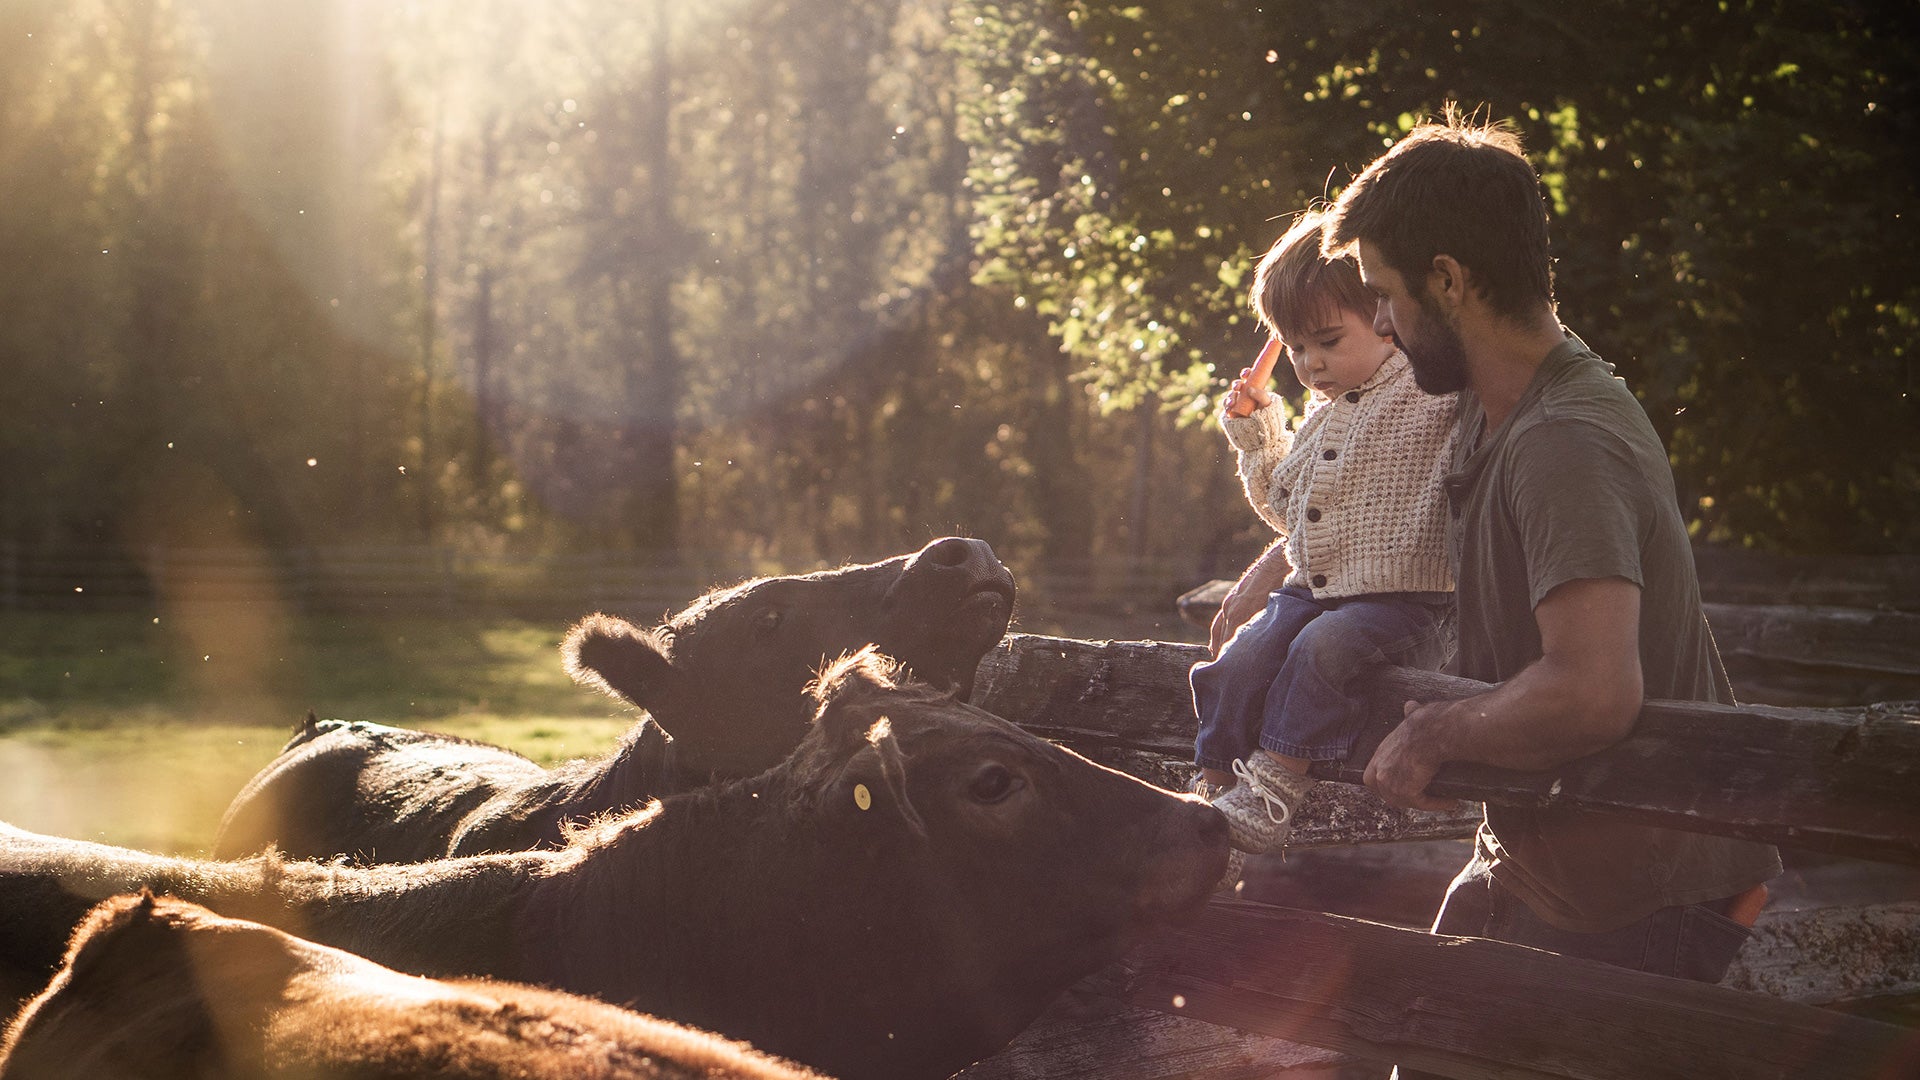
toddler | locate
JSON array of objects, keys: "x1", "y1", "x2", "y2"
[{"x1": 1192, "y1": 209, "x2": 1458, "y2": 859}]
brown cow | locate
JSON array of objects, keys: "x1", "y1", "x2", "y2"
[
  {"x1": 0, "y1": 651, "x2": 1228, "y2": 1080},
  {"x1": 214, "y1": 537, "x2": 1015, "y2": 863},
  {"x1": 0, "y1": 892, "x2": 826, "y2": 1080}
]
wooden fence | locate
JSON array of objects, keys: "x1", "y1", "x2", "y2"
[{"x1": 957, "y1": 553, "x2": 1920, "y2": 1079}]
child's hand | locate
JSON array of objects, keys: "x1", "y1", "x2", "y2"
[{"x1": 1220, "y1": 339, "x2": 1282, "y2": 420}]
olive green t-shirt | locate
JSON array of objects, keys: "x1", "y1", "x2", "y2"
[{"x1": 1447, "y1": 336, "x2": 1781, "y2": 932}]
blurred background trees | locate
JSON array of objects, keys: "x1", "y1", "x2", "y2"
[{"x1": 2, "y1": 0, "x2": 1913, "y2": 603}]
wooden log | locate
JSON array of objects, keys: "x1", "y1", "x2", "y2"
[
  {"x1": 972, "y1": 635, "x2": 1484, "y2": 847},
  {"x1": 1174, "y1": 578, "x2": 1236, "y2": 629},
  {"x1": 1705, "y1": 604, "x2": 1920, "y2": 678},
  {"x1": 975, "y1": 634, "x2": 1920, "y2": 864},
  {"x1": 1707, "y1": 603, "x2": 1920, "y2": 705},
  {"x1": 1175, "y1": 580, "x2": 1920, "y2": 705},
  {"x1": 1116, "y1": 899, "x2": 1920, "y2": 1080},
  {"x1": 1181, "y1": 551, "x2": 1920, "y2": 619},
  {"x1": 1690, "y1": 550, "x2": 1920, "y2": 612},
  {"x1": 956, "y1": 880, "x2": 1920, "y2": 1080},
  {"x1": 957, "y1": 993, "x2": 1348, "y2": 1079},
  {"x1": 1726, "y1": 901, "x2": 1920, "y2": 1005}
]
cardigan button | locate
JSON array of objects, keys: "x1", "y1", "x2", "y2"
[
  {"x1": 1322, "y1": 449, "x2": 1337, "y2": 461},
  {"x1": 1311, "y1": 574, "x2": 1327, "y2": 588},
  {"x1": 1306, "y1": 508, "x2": 1321, "y2": 522},
  {"x1": 1346, "y1": 391, "x2": 1360, "y2": 403},
  {"x1": 1278, "y1": 488, "x2": 1289, "y2": 499}
]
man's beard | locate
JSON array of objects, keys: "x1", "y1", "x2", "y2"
[{"x1": 1396, "y1": 302, "x2": 1470, "y2": 395}]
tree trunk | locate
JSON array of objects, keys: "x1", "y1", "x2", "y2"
[
  {"x1": 627, "y1": 1, "x2": 680, "y2": 554},
  {"x1": 415, "y1": 91, "x2": 445, "y2": 540}
]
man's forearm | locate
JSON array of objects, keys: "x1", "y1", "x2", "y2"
[
  {"x1": 1403, "y1": 652, "x2": 1642, "y2": 773},
  {"x1": 1366, "y1": 577, "x2": 1646, "y2": 809}
]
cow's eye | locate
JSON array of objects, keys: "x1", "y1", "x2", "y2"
[
  {"x1": 966, "y1": 763, "x2": 1020, "y2": 804},
  {"x1": 754, "y1": 607, "x2": 784, "y2": 635}
]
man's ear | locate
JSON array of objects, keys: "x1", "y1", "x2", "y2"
[{"x1": 1429, "y1": 254, "x2": 1471, "y2": 310}]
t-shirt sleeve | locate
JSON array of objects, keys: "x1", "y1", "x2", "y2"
[{"x1": 1508, "y1": 419, "x2": 1653, "y2": 609}]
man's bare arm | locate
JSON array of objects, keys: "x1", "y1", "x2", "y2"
[{"x1": 1363, "y1": 576, "x2": 1644, "y2": 810}]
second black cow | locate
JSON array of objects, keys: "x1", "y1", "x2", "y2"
[{"x1": 214, "y1": 537, "x2": 1014, "y2": 863}]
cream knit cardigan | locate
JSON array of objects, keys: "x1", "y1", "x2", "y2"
[{"x1": 1222, "y1": 350, "x2": 1458, "y2": 599}]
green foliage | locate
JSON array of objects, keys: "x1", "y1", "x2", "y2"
[
  {"x1": 2, "y1": 0, "x2": 1911, "y2": 576},
  {"x1": 955, "y1": 0, "x2": 1919, "y2": 552}
]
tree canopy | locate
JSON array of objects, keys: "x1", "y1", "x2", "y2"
[{"x1": 2, "y1": 0, "x2": 1912, "y2": 594}]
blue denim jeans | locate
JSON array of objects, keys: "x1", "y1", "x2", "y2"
[{"x1": 1190, "y1": 585, "x2": 1452, "y2": 772}]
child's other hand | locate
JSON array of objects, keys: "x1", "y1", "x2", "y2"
[{"x1": 1220, "y1": 339, "x2": 1282, "y2": 420}]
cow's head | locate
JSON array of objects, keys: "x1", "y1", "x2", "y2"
[
  {"x1": 0, "y1": 892, "x2": 299, "y2": 1078},
  {"x1": 563, "y1": 537, "x2": 1014, "y2": 780},
  {"x1": 764, "y1": 649, "x2": 1229, "y2": 1080}
]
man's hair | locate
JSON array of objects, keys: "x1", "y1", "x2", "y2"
[
  {"x1": 1323, "y1": 106, "x2": 1555, "y2": 320},
  {"x1": 1250, "y1": 209, "x2": 1375, "y2": 343}
]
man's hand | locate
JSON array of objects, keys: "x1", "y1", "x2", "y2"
[
  {"x1": 1362, "y1": 577, "x2": 1647, "y2": 806},
  {"x1": 1363, "y1": 700, "x2": 1462, "y2": 811},
  {"x1": 1220, "y1": 338, "x2": 1282, "y2": 420}
]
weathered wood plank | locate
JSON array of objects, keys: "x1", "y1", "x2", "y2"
[
  {"x1": 976, "y1": 634, "x2": 1920, "y2": 864},
  {"x1": 1119, "y1": 899, "x2": 1920, "y2": 1080},
  {"x1": 1179, "y1": 552, "x2": 1920, "y2": 620},
  {"x1": 1175, "y1": 578, "x2": 1920, "y2": 706},
  {"x1": 1707, "y1": 603, "x2": 1920, "y2": 704},
  {"x1": 956, "y1": 888, "x2": 1920, "y2": 1080},
  {"x1": 1238, "y1": 846, "x2": 1920, "y2": 1008},
  {"x1": 1691, "y1": 550, "x2": 1920, "y2": 612},
  {"x1": 1347, "y1": 667, "x2": 1920, "y2": 865},
  {"x1": 958, "y1": 996, "x2": 1349, "y2": 1079},
  {"x1": 1704, "y1": 604, "x2": 1920, "y2": 677},
  {"x1": 972, "y1": 635, "x2": 1483, "y2": 846},
  {"x1": 1726, "y1": 901, "x2": 1920, "y2": 1005}
]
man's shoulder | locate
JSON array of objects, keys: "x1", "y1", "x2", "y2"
[{"x1": 1517, "y1": 357, "x2": 1657, "y2": 449}]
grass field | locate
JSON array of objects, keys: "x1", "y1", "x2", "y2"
[
  {"x1": 0, "y1": 610, "x2": 632, "y2": 853},
  {"x1": 0, "y1": 603, "x2": 1190, "y2": 854}
]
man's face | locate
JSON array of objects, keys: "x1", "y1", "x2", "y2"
[{"x1": 1356, "y1": 241, "x2": 1470, "y2": 396}]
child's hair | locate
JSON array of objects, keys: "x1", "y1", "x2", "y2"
[{"x1": 1250, "y1": 209, "x2": 1376, "y2": 344}]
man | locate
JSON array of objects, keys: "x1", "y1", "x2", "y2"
[{"x1": 1322, "y1": 109, "x2": 1779, "y2": 987}]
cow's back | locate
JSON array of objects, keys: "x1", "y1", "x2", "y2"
[
  {"x1": 214, "y1": 721, "x2": 546, "y2": 863},
  {"x1": 1, "y1": 894, "x2": 829, "y2": 1080}
]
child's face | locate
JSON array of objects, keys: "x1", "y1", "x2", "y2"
[{"x1": 1279, "y1": 307, "x2": 1396, "y2": 398}]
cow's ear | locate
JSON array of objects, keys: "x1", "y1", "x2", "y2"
[
  {"x1": 807, "y1": 647, "x2": 907, "y2": 743},
  {"x1": 563, "y1": 614, "x2": 682, "y2": 709},
  {"x1": 828, "y1": 717, "x2": 929, "y2": 840},
  {"x1": 809, "y1": 651, "x2": 930, "y2": 838}
]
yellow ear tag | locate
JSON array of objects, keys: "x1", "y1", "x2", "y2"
[{"x1": 853, "y1": 783, "x2": 872, "y2": 811}]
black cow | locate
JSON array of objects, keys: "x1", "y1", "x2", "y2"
[
  {"x1": 214, "y1": 537, "x2": 1015, "y2": 863},
  {"x1": 0, "y1": 893, "x2": 827, "y2": 1080},
  {"x1": 0, "y1": 651, "x2": 1228, "y2": 1080}
]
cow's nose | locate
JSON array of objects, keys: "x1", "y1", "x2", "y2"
[
  {"x1": 922, "y1": 536, "x2": 982, "y2": 567},
  {"x1": 922, "y1": 536, "x2": 998, "y2": 578}
]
